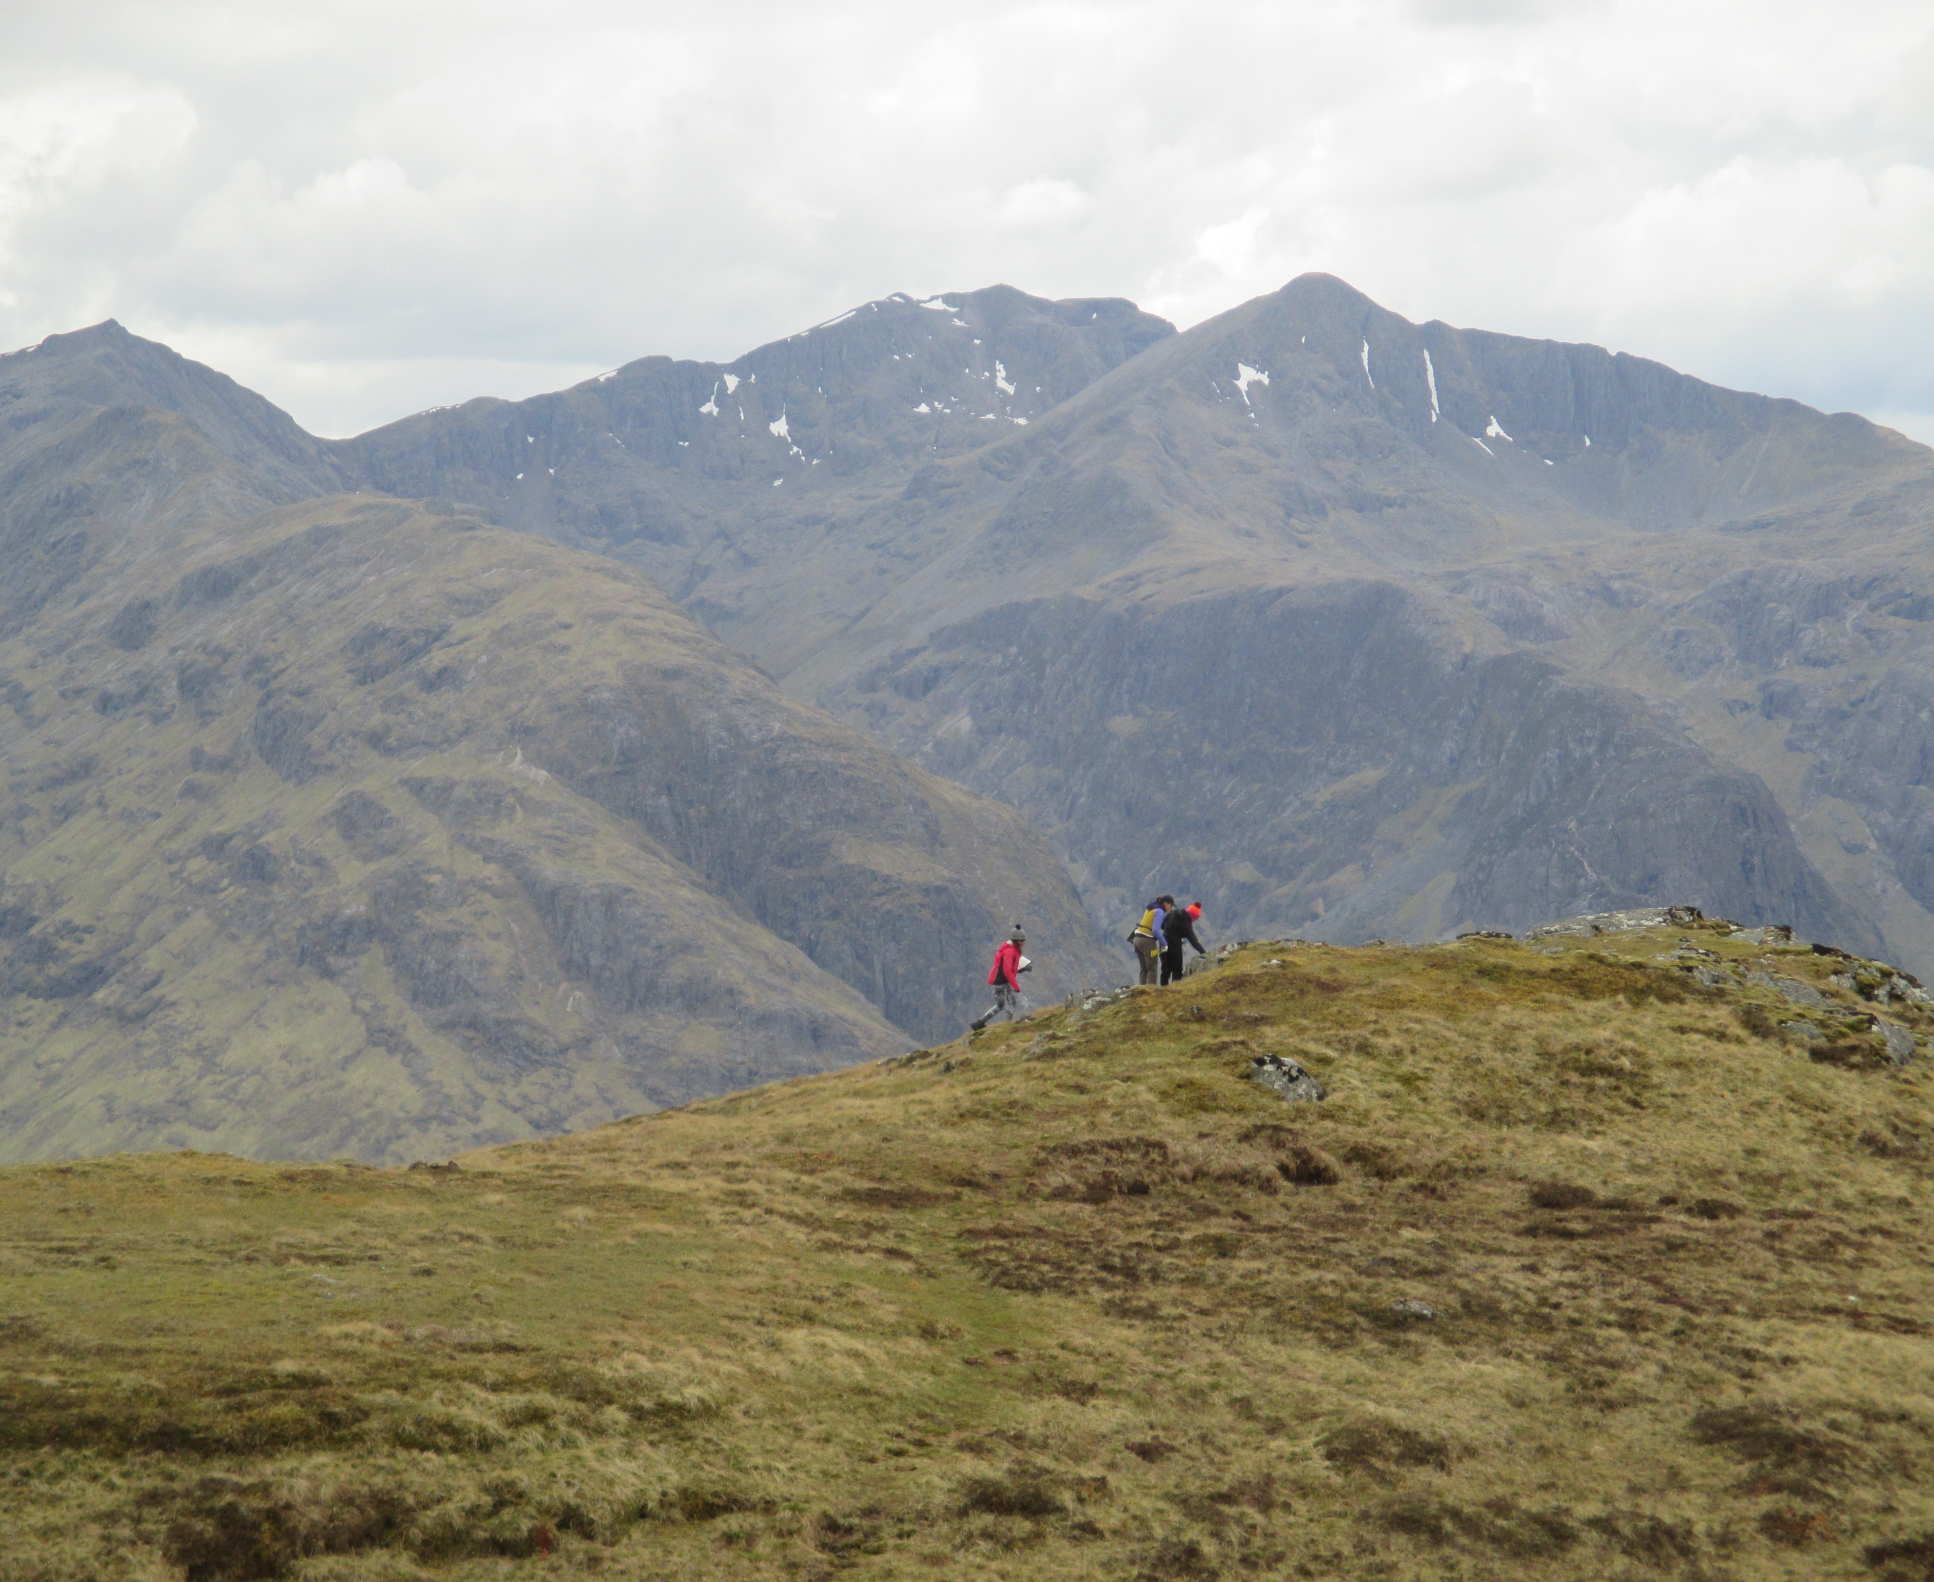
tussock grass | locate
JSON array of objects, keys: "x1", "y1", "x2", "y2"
[{"x1": 3, "y1": 926, "x2": 1933, "y2": 1577}]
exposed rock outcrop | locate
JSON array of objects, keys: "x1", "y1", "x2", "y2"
[{"x1": 1249, "y1": 1054, "x2": 1326, "y2": 1103}]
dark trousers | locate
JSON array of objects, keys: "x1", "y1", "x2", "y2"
[
  {"x1": 1160, "y1": 943, "x2": 1186, "y2": 985},
  {"x1": 1133, "y1": 935, "x2": 1159, "y2": 984}
]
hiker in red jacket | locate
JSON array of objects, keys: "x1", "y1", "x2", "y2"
[{"x1": 970, "y1": 928, "x2": 1029, "y2": 1032}]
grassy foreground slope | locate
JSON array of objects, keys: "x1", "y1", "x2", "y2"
[{"x1": 3, "y1": 920, "x2": 1933, "y2": 1580}]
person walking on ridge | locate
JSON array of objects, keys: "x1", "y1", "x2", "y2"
[
  {"x1": 1160, "y1": 900, "x2": 1205, "y2": 985},
  {"x1": 971, "y1": 928, "x2": 1030, "y2": 1032}
]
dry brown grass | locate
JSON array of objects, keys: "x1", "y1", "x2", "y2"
[{"x1": 2, "y1": 926, "x2": 1932, "y2": 1578}]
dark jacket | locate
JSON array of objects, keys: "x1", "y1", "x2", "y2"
[{"x1": 1161, "y1": 909, "x2": 1204, "y2": 954}]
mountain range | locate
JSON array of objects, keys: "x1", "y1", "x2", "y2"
[
  {"x1": 5, "y1": 271, "x2": 1933, "y2": 1160},
  {"x1": 0, "y1": 321, "x2": 1106, "y2": 1163},
  {"x1": 331, "y1": 273, "x2": 1934, "y2": 958}
]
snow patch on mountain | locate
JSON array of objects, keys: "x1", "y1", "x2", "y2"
[{"x1": 768, "y1": 407, "x2": 805, "y2": 458}]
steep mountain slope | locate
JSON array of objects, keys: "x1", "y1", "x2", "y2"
[
  {"x1": 0, "y1": 320, "x2": 346, "y2": 640},
  {"x1": 826, "y1": 282, "x2": 1934, "y2": 959},
  {"x1": 840, "y1": 586, "x2": 1872, "y2": 948},
  {"x1": 1, "y1": 320, "x2": 339, "y2": 495},
  {"x1": 342, "y1": 276, "x2": 1934, "y2": 966},
  {"x1": 5, "y1": 920, "x2": 1932, "y2": 1579},
  {"x1": 0, "y1": 332, "x2": 1112, "y2": 1165},
  {"x1": 803, "y1": 278, "x2": 1934, "y2": 955}
]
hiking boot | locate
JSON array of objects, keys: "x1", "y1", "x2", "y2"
[{"x1": 969, "y1": 1019, "x2": 987, "y2": 1033}]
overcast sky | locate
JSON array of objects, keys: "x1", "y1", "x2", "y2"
[{"x1": 4, "y1": 0, "x2": 1931, "y2": 442}]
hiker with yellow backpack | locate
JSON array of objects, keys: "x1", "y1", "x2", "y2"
[{"x1": 1128, "y1": 895, "x2": 1171, "y2": 985}]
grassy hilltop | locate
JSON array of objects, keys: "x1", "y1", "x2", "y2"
[{"x1": 3, "y1": 919, "x2": 1933, "y2": 1580}]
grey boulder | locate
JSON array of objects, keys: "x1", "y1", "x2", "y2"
[{"x1": 1249, "y1": 1054, "x2": 1326, "y2": 1103}]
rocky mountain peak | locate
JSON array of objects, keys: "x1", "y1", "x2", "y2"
[
  {"x1": 10, "y1": 316, "x2": 212, "y2": 399},
  {"x1": 1272, "y1": 269, "x2": 1382, "y2": 314},
  {"x1": 0, "y1": 317, "x2": 334, "y2": 490},
  {"x1": 1010, "y1": 271, "x2": 1930, "y2": 562},
  {"x1": 9, "y1": 317, "x2": 133, "y2": 354},
  {"x1": 338, "y1": 284, "x2": 1176, "y2": 556},
  {"x1": 0, "y1": 322, "x2": 349, "y2": 638}
]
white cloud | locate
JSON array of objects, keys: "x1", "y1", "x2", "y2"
[
  {"x1": 0, "y1": 75, "x2": 198, "y2": 299},
  {"x1": 1192, "y1": 208, "x2": 1270, "y2": 279},
  {"x1": 0, "y1": 0, "x2": 1929, "y2": 441},
  {"x1": 995, "y1": 178, "x2": 1093, "y2": 232}
]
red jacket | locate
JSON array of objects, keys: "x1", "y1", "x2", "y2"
[{"x1": 988, "y1": 941, "x2": 1023, "y2": 990}]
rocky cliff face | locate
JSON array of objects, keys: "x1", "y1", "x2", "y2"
[
  {"x1": 834, "y1": 583, "x2": 1876, "y2": 952},
  {"x1": 0, "y1": 329, "x2": 1113, "y2": 1164},
  {"x1": 831, "y1": 279, "x2": 1931, "y2": 960},
  {"x1": 339, "y1": 274, "x2": 1934, "y2": 968}
]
